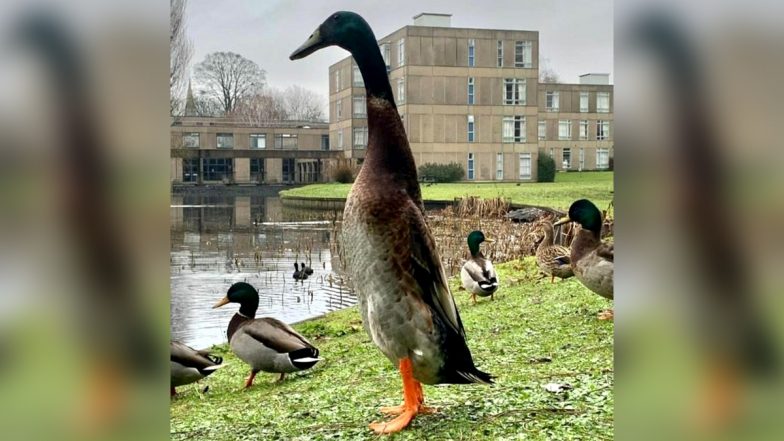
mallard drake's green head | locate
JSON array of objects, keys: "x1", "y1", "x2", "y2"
[
  {"x1": 213, "y1": 282, "x2": 259, "y2": 317},
  {"x1": 467, "y1": 230, "x2": 494, "y2": 257},
  {"x1": 289, "y1": 11, "x2": 370, "y2": 60},
  {"x1": 554, "y1": 199, "x2": 603, "y2": 233}
]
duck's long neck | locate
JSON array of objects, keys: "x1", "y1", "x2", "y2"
[
  {"x1": 571, "y1": 228, "x2": 601, "y2": 263},
  {"x1": 350, "y1": 36, "x2": 420, "y2": 204},
  {"x1": 541, "y1": 224, "x2": 555, "y2": 248}
]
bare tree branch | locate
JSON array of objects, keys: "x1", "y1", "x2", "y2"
[
  {"x1": 170, "y1": 0, "x2": 193, "y2": 115},
  {"x1": 193, "y1": 52, "x2": 265, "y2": 114}
]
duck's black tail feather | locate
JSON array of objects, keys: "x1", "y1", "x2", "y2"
[{"x1": 434, "y1": 314, "x2": 494, "y2": 384}]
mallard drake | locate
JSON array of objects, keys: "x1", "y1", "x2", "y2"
[
  {"x1": 213, "y1": 282, "x2": 321, "y2": 387},
  {"x1": 534, "y1": 221, "x2": 574, "y2": 283},
  {"x1": 291, "y1": 11, "x2": 492, "y2": 434},
  {"x1": 170, "y1": 341, "x2": 223, "y2": 396},
  {"x1": 460, "y1": 231, "x2": 499, "y2": 303},
  {"x1": 554, "y1": 199, "x2": 613, "y2": 319},
  {"x1": 293, "y1": 262, "x2": 308, "y2": 281}
]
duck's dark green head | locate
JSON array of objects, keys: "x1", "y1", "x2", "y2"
[
  {"x1": 555, "y1": 199, "x2": 603, "y2": 233},
  {"x1": 289, "y1": 11, "x2": 370, "y2": 60},
  {"x1": 213, "y1": 282, "x2": 259, "y2": 317},
  {"x1": 467, "y1": 230, "x2": 493, "y2": 257}
]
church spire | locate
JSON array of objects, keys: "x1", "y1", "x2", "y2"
[{"x1": 184, "y1": 79, "x2": 197, "y2": 116}]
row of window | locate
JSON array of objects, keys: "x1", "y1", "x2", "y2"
[
  {"x1": 466, "y1": 149, "x2": 611, "y2": 181},
  {"x1": 182, "y1": 158, "x2": 320, "y2": 183},
  {"x1": 338, "y1": 38, "x2": 536, "y2": 91},
  {"x1": 181, "y1": 133, "x2": 330, "y2": 150},
  {"x1": 551, "y1": 147, "x2": 611, "y2": 170},
  {"x1": 338, "y1": 74, "x2": 610, "y2": 112},
  {"x1": 464, "y1": 116, "x2": 612, "y2": 143},
  {"x1": 545, "y1": 91, "x2": 611, "y2": 113}
]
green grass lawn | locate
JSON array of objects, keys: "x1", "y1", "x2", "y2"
[
  {"x1": 170, "y1": 258, "x2": 614, "y2": 440},
  {"x1": 279, "y1": 171, "x2": 613, "y2": 211}
]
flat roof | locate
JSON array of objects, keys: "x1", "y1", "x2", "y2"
[{"x1": 413, "y1": 12, "x2": 453, "y2": 19}]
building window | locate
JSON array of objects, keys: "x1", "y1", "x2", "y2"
[
  {"x1": 538, "y1": 120, "x2": 546, "y2": 141},
  {"x1": 353, "y1": 95, "x2": 366, "y2": 117},
  {"x1": 380, "y1": 43, "x2": 390, "y2": 72},
  {"x1": 250, "y1": 158, "x2": 265, "y2": 182},
  {"x1": 502, "y1": 116, "x2": 525, "y2": 142},
  {"x1": 467, "y1": 153, "x2": 475, "y2": 180},
  {"x1": 497, "y1": 40, "x2": 504, "y2": 67},
  {"x1": 558, "y1": 120, "x2": 572, "y2": 140},
  {"x1": 321, "y1": 134, "x2": 329, "y2": 151},
  {"x1": 397, "y1": 78, "x2": 405, "y2": 103},
  {"x1": 579, "y1": 147, "x2": 585, "y2": 171},
  {"x1": 202, "y1": 158, "x2": 233, "y2": 181},
  {"x1": 336, "y1": 99, "x2": 342, "y2": 120},
  {"x1": 597, "y1": 120, "x2": 610, "y2": 140},
  {"x1": 496, "y1": 152, "x2": 504, "y2": 180},
  {"x1": 183, "y1": 158, "x2": 199, "y2": 182},
  {"x1": 597, "y1": 92, "x2": 610, "y2": 113},
  {"x1": 353, "y1": 127, "x2": 368, "y2": 148},
  {"x1": 467, "y1": 115, "x2": 475, "y2": 142},
  {"x1": 182, "y1": 133, "x2": 199, "y2": 148},
  {"x1": 514, "y1": 41, "x2": 533, "y2": 68},
  {"x1": 467, "y1": 77, "x2": 475, "y2": 105},
  {"x1": 468, "y1": 39, "x2": 475, "y2": 67},
  {"x1": 274, "y1": 133, "x2": 298, "y2": 149},
  {"x1": 250, "y1": 133, "x2": 266, "y2": 149},
  {"x1": 398, "y1": 38, "x2": 405, "y2": 66},
  {"x1": 579, "y1": 120, "x2": 589, "y2": 140},
  {"x1": 546, "y1": 91, "x2": 560, "y2": 112},
  {"x1": 519, "y1": 153, "x2": 532, "y2": 180},
  {"x1": 337, "y1": 130, "x2": 344, "y2": 149},
  {"x1": 597, "y1": 148, "x2": 610, "y2": 169},
  {"x1": 563, "y1": 147, "x2": 572, "y2": 170},
  {"x1": 335, "y1": 69, "x2": 341, "y2": 90},
  {"x1": 282, "y1": 158, "x2": 295, "y2": 183},
  {"x1": 353, "y1": 64, "x2": 364, "y2": 87},
  {"x1": 216, "y1": 133, "x2": 234, "y2": 148},
  {"x1": 580, "y1": 91, "x2": 589, "y2": 112},
  {"x1": 503, "y1": 78, "x2": 526, "y2": 105}
]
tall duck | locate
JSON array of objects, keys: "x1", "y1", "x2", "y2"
[
  {"x1": 554, "y1": 199, "x2": 614, "y2": 319},
  {"x1": 460, "y1": 231, "x2": 499, "y2": 303},
  {"x1": 213, "y1": 282, "x2": 321, "y2": 387},
  {"x1": 291, "y1": 11, "x2": 492, "y2": 434}
]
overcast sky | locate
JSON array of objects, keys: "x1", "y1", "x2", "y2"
[{"x1": 186, "y1": 0, "x2": 613, "y2": 100}]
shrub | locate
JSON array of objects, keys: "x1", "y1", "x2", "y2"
[
  {"x1": 608, "y1": 156, "x2": 614, "y2": 171},
  {"x1": 537, "y1": 152, "x2": 556, "y2": 182},
  {"x1": 331, "y1": 163, "x2": 356, "y2": 183},
  {"x1": 418, "y1": 162, "x2": 465, "y2": 183}
]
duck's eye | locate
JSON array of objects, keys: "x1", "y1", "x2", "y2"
[{"x1": 332, "y1": 14, "x2": 339, "y2": 21}]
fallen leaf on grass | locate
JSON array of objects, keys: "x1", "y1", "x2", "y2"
[{"x1": 543, "y1": 382, "x2": 572, "y2": 393}]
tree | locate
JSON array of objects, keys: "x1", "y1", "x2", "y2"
[
  {"x1": 192, "y1": 92, "x2": 224, "y2": 117},
  {"x1": 194, "y1": 52, "x2": 265, "y2": 114},
  {"x1": 232, "y1": 88, "x2": 289, "y2": 124},
  {"x1": 539, "y1": 57, "x2": 560, "y2": 83},
  {"x1": 170, "y1": 0, "x2": 193, "y2": 115},
  {"x1": 282, "y1": 85, "x2": 326, "y2": 121}
]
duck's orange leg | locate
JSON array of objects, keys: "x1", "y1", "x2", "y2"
[{"x1": 371, "y1": 358, "x2": 433, "y2": 434}]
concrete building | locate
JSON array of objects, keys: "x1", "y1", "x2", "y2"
[
  {"x1": 170, "y1": 117, "x2": 340, "y2": 185},
  {"x1": 329, "y1": 13, "x2": 613, "y2": 181}
]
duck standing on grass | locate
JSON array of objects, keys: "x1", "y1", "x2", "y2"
[
  {"x1": 213, "y1": 282, "x2": 321, "y2": 387},
  {"x1": 291, "y1": 11, "x2": 493, "y2": 434},
  {"x1": 534, "y1": 221, "x2": 574, "y2": 283},
  {"x1": 554, "y1": 199, "x2": 614, "y2": 319},
  {"x1": 460, "y1": 231, "x2": 499, "y2": 303},
  {"x1": 170, "y1": 341, "x2": 223, "y2": 396}
]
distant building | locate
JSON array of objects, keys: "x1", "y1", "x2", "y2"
[
  {"x1": 328, "y1": 13, "x2": 613, "y2": 181},
  {"x1": 170, "y1": 117, "x2": 338, "y2": 184}
]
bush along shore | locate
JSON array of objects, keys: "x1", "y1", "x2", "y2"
[{"x1": 170, "y1": 258, "x2": 614, "y2": 440}]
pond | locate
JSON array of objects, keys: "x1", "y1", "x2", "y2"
[{"x1": 170, "y1": 190, "x2": 353, "y2": 348}]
